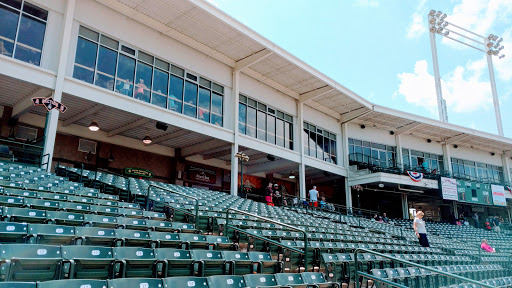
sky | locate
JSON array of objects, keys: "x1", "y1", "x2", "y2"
[{"x1": 207, "y1": 0, "x2": 512, "y2": 138}]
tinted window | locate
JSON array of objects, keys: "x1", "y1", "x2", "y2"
[
  {"x1": 168, "y1": 75, "x2": 183, "y2": 112},
  {"x1": 134, "y1": 62, "x2": 152, "y2": 103},
  {"x1": 116, "y1": 54, "x2": 135, "y2": 97},
  {"x1": 94, "y1": 46, "x2": 117, "y2": 90},
  {"x1": 238, "y1": 103, "x2": 246, "y2": 134},
  {"x1": 246, "y1": 106, "x2": 256, "y2": 138},
  {"x1": 183, "y1": 81, "x2": 197, "y2": 118},
  {"x1": 211, "y1": 92, "x2": 223, "y2": 126},
  {"x1": 152, "y1": 69, "x2": 168, "y2": 108},
  {"x1": 73, "y1": 37, "x2": 97, "y2": 84},
  {"x1": 0, "y1": 5, "x2": 19, "y2": 57},
  {"x1": 198, "y1": 87, "x2": 210, "y2": 122}
]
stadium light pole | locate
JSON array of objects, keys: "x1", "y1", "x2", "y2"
[
  {"x1": 427, "y1": 10, "x2": 505, "y2": 136},
  {"x1": 234, "y1": 151, "x2": 249, "y2": 196}
]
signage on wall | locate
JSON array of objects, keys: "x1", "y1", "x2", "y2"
[
  {"x1": 440, "y1": 177, "x2": 458, "y2": 200},
  {"x1": 124, "y1": 168, "x2": 154, "y2": 178},
  {"x1": 187, "y1": 166, "x2": 216, "y2": 184},
  {"x1": 32, "y1": 97, "x2": 67, "y2": 113},
  {"x1": 456, "y1": 180, "x2": 492, "y2": 205},
  {"x1": 491, "y1": 184, "x2": 507, "y2": 206}
]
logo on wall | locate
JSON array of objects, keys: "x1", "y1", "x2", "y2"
[
  {"x1": 406, "y1": 171, "x2": 423, "y2": 182},
  {"x1": 124, "y1": 168, "x2": 154, "y2": 178},
  {"x1": 32, "y1": 97, "x2": 67, "y2": 113},
  {"x1": 187, "y1": 166, "x2": 216, "y2": 184}
]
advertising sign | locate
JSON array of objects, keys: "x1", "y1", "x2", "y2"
[
  {"x1": 440, "y1": 177, "x2": 458, "y2": 200},
  {"x1": 187, "y1": 166, "x2": 216, "y2": 184},
  {"x1": 491, "y1": 184, "x2": 507, "y2": 206},
  {"x1": 456, "y1": 180, "x2": 492, "y2": 205},
  {"x1": 124, "y1": 168, "x2": 154, "y2": 178}
]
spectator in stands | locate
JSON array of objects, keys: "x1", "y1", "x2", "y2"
[
  {"x1": 413, "y1": 211, "x2": 430, "y2": 247},
  {"x1": 319, "y1": 197, "x2": 327, "y2": 209},
  {"x1": 481, "y1": 239, "x2": 496, "y2": 253},
  {"x1": 418, "y1": 157, "x2": 428, "y2": 172},
  {"x1": 273, "y1": 184, "x2": 282, "y2": 206},
  {"x1": 382, "y1": 213, "x2": 389, "y2": 223},
  {"x1": 473, "y1": 213, "x2": 480, "y2": 228},
  {"x1": 308, "y1": 186, "x2": 319, "y2": 207},
  {"x1": 485, "y1": 218, "x2": 492, "y2": 230},
  {"x1": 493, "y1": 216, "x2": 501, "y2": 233},
  {"x1": 264, "y1": 183, "x2": 273, "y2": 206}
]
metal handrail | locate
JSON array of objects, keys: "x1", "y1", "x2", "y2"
[
  {"x1": 40, "y1": 153, "x2": 50, "y2": 172},
  {"x1": 354, "y1": 248, "x2": 494, "y2": 288},
  {"x1": 94, "y1": 167, "x2": 131, "y2": 195},
  {"x1": 225, "y1": 208, "x2": 309, "y2": 271},
  {"x1": 146, "y1": 184, "x2": 199, "y2": 227}
]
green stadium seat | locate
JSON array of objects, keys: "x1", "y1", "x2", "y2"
[
  {"x1": 0, "y1": 282, "x2": 36, "y2": 288},
  {"x1": 143, "y1": 211, "x2": 166, "y2": 220},
  {"x1": 191, "y1": 250, "x2": 227, "y2": 277},
  {"x1": 37, "y1": 192, "x2": 67, "y2": 201},
  {"x1": 67, "y1": 195, "x2": 94, "y2": 204},
  {"x1": 248, "y1": 252, "x2": 282, "y2": 274},
  {"x1": 118, "y1": 202, "x2": 139, "y2": 209},
  {"x1": 92, "y1": 198, "x2": 118, "y2": 207},
  {"x1": 84, "y1": 214, "x2": 118, "y2": 228},
  {"x1": 180, "y1": 233, "x2": 208, "y2": 250},
  {"x1": 114, "y1": 229, "x2": 151, "y2": 247},
  {"x1": 171, "y1": 222, "x2": 196, "y2": 233},
  {"x1": 23, "y1": 198, "x2": 59, "y2": 210},
  {"x1": 207, "y1": 235, "x2": 237, "y2": 251},
  {"x1": 0, "y1": 195, "x2": 24, "y2": 207},
  {"x1": 37, "y1": 279, "x2": 108, "y2": 288},
  {"x1": 243, "y1": 274, "x2": 281, "y2": 288},
  {"x1": 107, "y1": 278, "x2": 163, "y2": 288},
  {"x1": 115, "y1": 218, "x2": 147, "y2": 230},
  {"x1": 61, "y1": 246, "x2": 114, "y2": 279},
  {"x1": 117, "y1": 208, "x2": 144, "y2": 219},
  {"x1": 27, "y1": 224, "x2": 75, "y2": 245},
  {"x1": 0, "y1": 222, "x2": 28, "y2": 243},
  {"x1": 149, "y1": 232, "x2": 181, "y2": 248},
  {"x1": 301, "y1": 272, "x2": 340, "y2": 288},
  {"x1": 45, "y1": 210, "x2": 84, "y2": 226},
  {"x1": 221, "y1": 251, "x2": 253, "y2": 275},
  {"x1": 112, "y1": 247, "x2": 156, "y2": 278},
  {"x1": 2, "y1": 188, "x2": 37, "y2": 198},
  {"x1": 162, "y1": 276, "x2": 209, "y2": 288},
  {"x1": 74, "y1": 227, "x2": 116, "y2": 246},
  {"x1": 207, "y1": 275, "x2": 246, "y2": 288},
  {"x1": 154, "y1": 248, "x2": 194, "y2": 277},
  {"x1": 90, "y1": 205, "x2": 118, "y2": 216},
  {"x1": 2, "y1": 207, "x2": 46, "y2": 223},
  {"x1": 146, "y1": 220, "x2": 174, "y2": 232},
  {"x1": 0, "y1": 244, "x2": 61, "y2": 281}
]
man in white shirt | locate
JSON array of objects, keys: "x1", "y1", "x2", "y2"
[{"x1": 308, "y1": 186, "x2": 319, "y2": 207}]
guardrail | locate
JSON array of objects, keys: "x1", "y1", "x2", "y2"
[
  {"x1": 146, "y1": 184, "x2": 199, "y2": 227},
  {"x1": 354, "y1": 248, "x2": 494, "y2": 288},
  {"x1": 93, "y1": 167, "x2": 131, "y2": 197},
  {"x1": 40, "y1": 153, "x2": 50, "y2": 172},
  {"x1": 225, "y1": 208, "x2": 309, "y2": 271}
]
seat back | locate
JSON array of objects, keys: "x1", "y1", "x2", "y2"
[
  {"x1": 301, "y1": 272, "x2": 329, "y2": 284},
  {"x1": 0, "y1": 244, "x2": 62, "y2": 282},
  {"x1": 108, "y1": 278, "x2": 163, "y2": 288},
  {"x1": 207, "y1": 275, "x2": 246, "y2": 288},
  {"x1": 162, "y1": 276, "x2": 209, "y2": 288},
  {"x1": 275, "y1": 272, "x2": 306, "y2": 285},
  {"x1": 27, "y1": 224, "x2": 75, "y2": 245},
  {"x1": 37, "y1": 279, "x2": 108, "y2": 288},
  {"x1": 243, "y1": 274, "x2": 279, "y2": 287}
]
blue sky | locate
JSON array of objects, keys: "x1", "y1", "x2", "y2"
[{"x1": 208, "y1": 0, "x2": 512, "y2": 138}]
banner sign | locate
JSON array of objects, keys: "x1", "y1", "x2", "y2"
[
  {"x1": 491, "y1": 184, "x2": 507, "y2": 206},
  {"x1": 440, "y1": 177, "x2": 458, "y2": 200},
  {"x1": 456, "y1": 180, "x2": 492, "y2": 205},
  {"x1": 124, "y1": 168, "x2": 154, "y2": 178},
  {"x1": 187, "y1": 166, "x2": 216, "y2": 184},
  {"x1": 406, "y1": 171, "x2": 423, "y2": 182},
  {"x1": 32, "y1": 97, "x2": 67, "y2": 113}
]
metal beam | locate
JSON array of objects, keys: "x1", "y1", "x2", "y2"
[
  {"x1": 299, "y1": 86, "x2": 334, "y2": 103},
  {"x1": 12, "y1": 88, "x2": 51, "y2": 117},
  {"x1": 107, "y1": 118, "x2": 150, "y2": 137},
  {"x1": 246, "y1": 159, "x2": 297, "y2": 175},
  {"x1": 226, "y1": 152, "x2": 268, "y2": 165},
  {"x1": 339, "y1": 108, "x2": 372, "y2": 124},
  {"x1": 445, "y1": 133, "x2": 471, "y2": 145},
  {"x1": 203, "y1": 146, "x2": 248, "y2": 160},
  {"x1": 182, "y1": 139, "x2": 227, "y2": 157},
  {"x1": 395, "y1": 122, "x2": 423, "y2": 135},
  {"x1": 149, "y1": 129, "x2": 189, "y2": 146},
  {"x1": 62, "y1": 105, "x2": 103, "y2": 127},
  {"x1": 235, "y1": 49, "x2": 273, "y2": 72}
]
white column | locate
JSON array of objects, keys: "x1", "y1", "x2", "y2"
[
  {"x1": 502, "y1": 154, "x2": 511, "y2": 184},
  {"x1": 395, "y1": 134, "x2": 403, "y2": 168},
  {"x1": 428, "y1": 18, "x2": 448, "y2": 122},
  {"x1": 442, "y1": 144, "x2": 452, "y2": 174},
  {"x1": 341, "y1": 123, "x2": 352, "y2": 210},
  {"x1": 42, "y1": 0, "x2": 76, "y2": 171},
  {"x1": 401, "y1": 193, "x2": 408, "y2": 219},
  {"x1": 297, "y1": 101, "x2": 306, "y2": 199},
  {"x1": 485, "y1": 39, "x2": 504, "y2": 137},
  {"x1": 230, "y1": 70, "x2": 240, "y2": 196}
]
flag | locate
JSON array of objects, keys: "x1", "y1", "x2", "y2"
[{"x1": 407, "y1": 171, "x2": 423, "y2": 182}]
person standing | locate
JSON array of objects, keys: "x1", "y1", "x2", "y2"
[
  {"x1": 473, "y1": 213, "x2": 480, "y2": 228},
  {"x1": 264, "y1": 183, "x2": 273, "y2": 206},
  {"x1": 493, "y1": 216, "x2": 501, "y2": 233},
  {"x1": 382, "y1": 213, "x2": 389, "y2": 223},
  {"x1": 308, "y1": 186, "x2": 319, "y2": 207},
  {"x1": 413, "y1": 211, "x2": 429, "y2": 247}
]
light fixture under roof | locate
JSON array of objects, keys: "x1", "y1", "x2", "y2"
[
  {"x1": 288, "y1": 174, "x2": 296, "y2": 179},
  {"x1": 142, "y1": 135, "x2": 152, "y2": 144},
  {"x1": 88, "y1": 120, "x2": 99, "y2": 132}
]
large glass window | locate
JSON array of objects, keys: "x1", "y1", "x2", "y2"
[
  {"x1": 305, "y1": 122, "x2": 337, "y2": 164},
  {"x1": 401, "y1": 149, "x2": 443, "y2": 173},
  {"x1": 349, "y1": 138, "x2": 394, "y2": 167},
  {"x1": 451, "y1": 158, "x2": 504, "y2": 184},
  {"x1": 0, "y1": 1, "x2": 47, "y2": 65},
  {"x1": 72, "y1": 26, "x2": 224, "y2": 126},
  {"x1": 238, "y1": 95, "x2": 293, "y2": 150}
]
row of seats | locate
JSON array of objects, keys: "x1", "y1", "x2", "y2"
[
  {"x1": 0, "y1": 244, "x2": 280, "y2": 281},
  {"x1": 0, "y1": 272, "x2": 339, "y2": 288},
  {"x1": 0, "y1": 223, "x2": 229, "y2": 248},
  {"x1": 441, "y1": 276, "x2": 512, "y2": 288}
]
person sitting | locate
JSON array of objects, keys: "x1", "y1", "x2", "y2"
[
  {"x1": 319, "y1": 197, "x2": 327, "y2": 209},
  {"x1": 382, "y1": 213, "x2": 389, "y2": 223},
  {"x1": 481, "y1": 239, "x2": 496, "y2": 253},
  {"x1": 485, "y1": 219, "x2": 492, "y2": 230}
]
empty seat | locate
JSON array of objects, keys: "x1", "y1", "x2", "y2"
[
  {"x1": 37, "y1": 279, "x2": 108, "y2": 288},
  {"x1": 115, "y1": 218, "x2": 147, "y2": 230},
  {"x1": 248, "y1": 252, "x2": 282, "y2": 274},
  {"x1": 108, "y1": 278, "x2": 163, "y2": 288},
  {"x1": 0, "y1": 282, "x2": 36, "y2": 288},
  {"x1": 0, "y1": 195, "x2": 24, "y2": 207},
  {"x1": 146, "y1": 220, "x2": 174, "y2": 232},
  {"x1": 84, "y1": 214, "x2": 118, "y2": 228},
  {"x1": 74, "y1": 227, "x2": 116, "y2": 246},
  {"x1": 207, "y1": 235, "x2": 237, "y2": 251},
  {"x1": 114, "y1": 229, "x2": 151, "y2": 247},
  {"x1": 154, "y1": 248, "x2": 194, "y2": 277},
  {"x1": 207, "y1": 275, "x2": 247, "y2": 288},
  {"x1": 112, "y1": 247, "x2": 156, "y2": 278},
  {"x1": 191, "y1": 250, "x2": 227, "y2": 277},
  {"x1": 222, "y1": 251, "x2": 253, "y2": 275},
  {"x1": 27, "y1": 224, "x2": 75, "y2": 245},
  {"x1": 61, "y1": 245, "x2": 114, "y2": 279},
  {"x1": 275, "y1": 272, "x2": 308, "y2": 287},
  {"x1": 1, "y1": 207, "x2": 46, "y2": 223},
  {"x1": 162, "y1": 276, "x2": 209, "y2": 288},
  {"x1": 243, "y1": 274, "x2": 280, "y2": 288},
  {"x1": 149, "y1": 232, "x2": 181, "y2": 248},
  {"x1": 0, "y1": 244, "x2": 62, "y2": 282},
  {"x1": 0, "y1": 222, "x2": 28, "y2": 243},
  {"x1": 180, "y1": 233, "x2": 208, "y2": 250},
  {"x1": 58, "y1": 202, "x2": 90, "y2": 213},
  {"x1": 301, "y1": 272, "x2": 340, "y2": 288},
  {"x1": 46, "y1": 211, "x2": 84, "y2": 226},
  {"x1": 23, "y1": 198, "x2": 59, "y2": 210}
]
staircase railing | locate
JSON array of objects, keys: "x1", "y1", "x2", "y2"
[
  {"x1": 354, "y1": 248, "x2": 494, "y2": 288},
  {"x1": 93, "y1": 167, "x2": 131, "y2": 198},
  {"x1": 146, "y1": 184, "x2": 199, "y2": 227},
  {"x1": 225, "y1": 208, "x2": 309, "y2": 271}
]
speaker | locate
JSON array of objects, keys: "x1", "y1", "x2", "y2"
[
  {"x1": 7, "y1": 117, "x2": 18, "y2": 127},
  {"x1": 156, "y1": 121, "x2": 168, "y2": 131}
]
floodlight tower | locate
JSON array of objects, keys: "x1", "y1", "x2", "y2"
[{"x1": 427, "y1": 10, "x2": 505, "y2": 136}]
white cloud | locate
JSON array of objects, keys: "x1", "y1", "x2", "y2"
[
  {"x1": 406, "y1": 0, "x2": 427, "y2": 39},
  {"x1": 395, "y1": 59, "x2": 493, "y2": 115},
  {"x1": 354, "y1": 0, "x2": 380, "y2": 8}
]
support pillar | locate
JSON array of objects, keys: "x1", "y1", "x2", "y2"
[
  {"x1": 502, "y1": 154, "x2": 511, "y2": 184},
  {"x1": 345, "y1": 178, "x2": 352, "y2": 214},
  {"x1": 341, "y1": 123, "x2": 352, "y2": 211},
  {"x1": 401, "y1": 193, "x2": 409, "y2": 219},
  {"x1": 452, "y1": 201, "x2": 458, "y2": 219},
  {"x1": 229, "y1": 70, "x2": 240, "y2": 196},
  {"x1": 299, "y1": 163, "x2": 306, "y2": 200},
  {"x1": 442, "y1": 144, "x2": 452, "y2": 175},
  {"x1": 395, "y1": 135, "x2": 403, "y2": 168},
  {"x1": 42, "y1": 0, "x2": 76, "y2": 171},
  {"x1": 297, "y1": 101, "x2": 306, "y2": 200}
]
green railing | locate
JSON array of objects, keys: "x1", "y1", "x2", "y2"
[
  {"x1": 354, "y1": 248, "x2": 494, "y2": 288},
  {"x1": 0, "y1": 138, "x2": 44, "y2": 166},
  {"x1": 146, "y1": 184, "x2": 199, "y2": 227},
  {"x1": 40, "y1": 153, "x2": 50, "y2": 172},
  {"x1": 225, "y1": 208, "x2": 309, "y2": 271}
]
